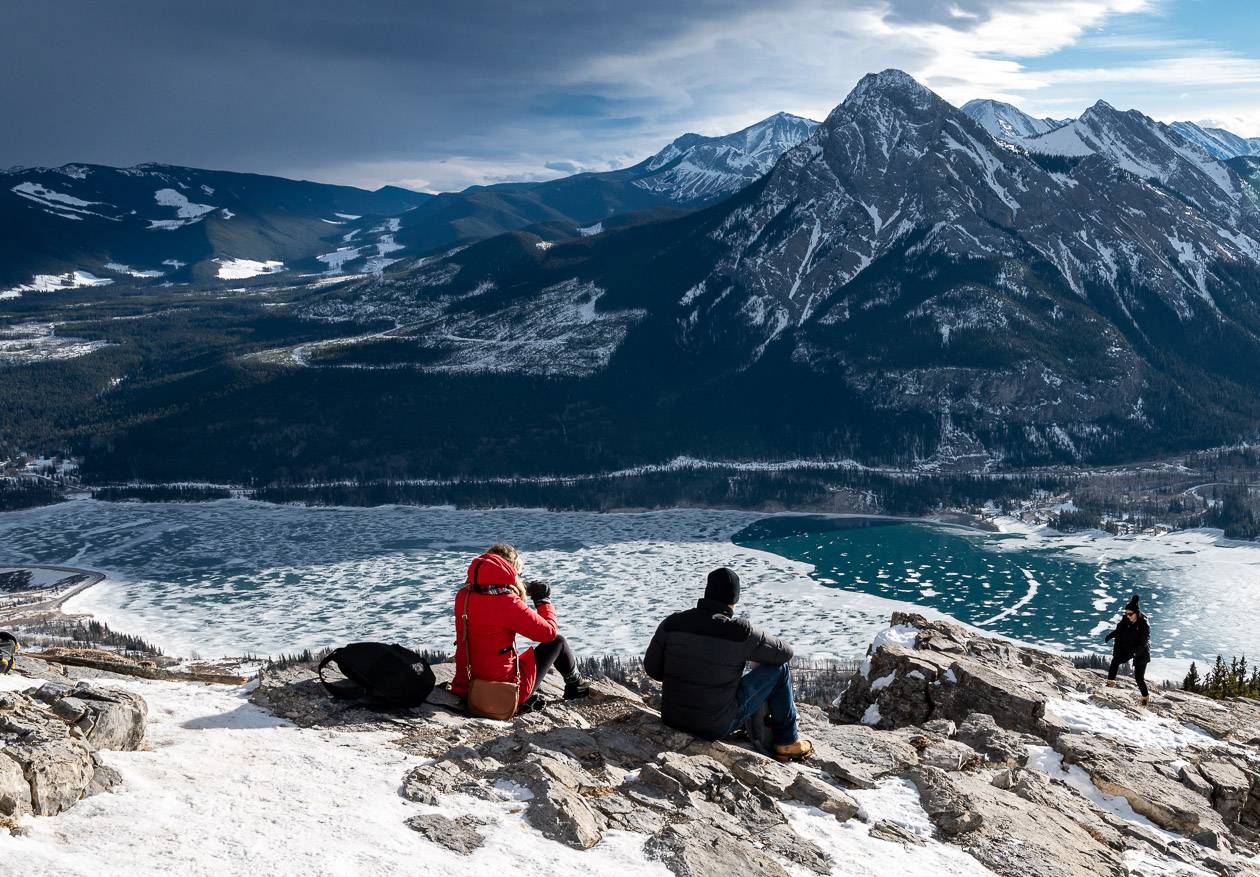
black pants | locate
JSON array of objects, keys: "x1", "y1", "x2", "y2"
[
  {"x1": 1108, "y1": 655, "x2": 1149, "y2": 697},
  {"x1": 530, "y1": 635, "x2": 575, "y2": 696}
]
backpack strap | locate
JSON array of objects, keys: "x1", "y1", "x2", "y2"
[
  {"x1": 460, "y1": 585, "x2": 473, "y2": 687},
  {"x1": 459, "y1": 585, "x2": 520, "y2": 689},
  {"x1": 317, "y1": 648, "x2": 364, "y2": 700}
]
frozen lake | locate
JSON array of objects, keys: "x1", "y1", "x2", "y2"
[{"x1": 0, "y1": 499, "x2": 1256, "y2": 677}]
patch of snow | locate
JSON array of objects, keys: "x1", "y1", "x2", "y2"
[
  {"x1": 162, "y1": 259, "x2": 186, "y2": 270},
  {"x1": 781, "y1": 780, "x2": 998, "y2": 875},
  {"x1": 105, "y1": 262, "x2": 164, "y2": 279},
  {"x1": 148, "y1": 188, "x2": 216, "y2": 229},
  {"x1": 214, "y1": 258, "x2": 286, "y2": 280},
  {"x1": 11, "y1": 182, "x2": 118, "y2": 221},
  {"x1": 1, "y1": 271, "x2": 114, "y2": 299},
  {"x1": 870, "y1": 624, "x2": 920, "y2": 652},
  {"x1": 334, "y1": 213, "x2": 361, "y2": 221},
  {"x1": 316, "y1": 247, "x2": 362, "y2": 275},
  {"x1": 1044, "y1": 698, "x2": 1216, "y2": 749},
  {"x1": 577, "y1": 222, "x2": 603, "y2": 236},
  {"x1": 536, "y1": 240, "x2": 554, "y2": 251},
  {"x1": 0, "y1": 322, "x2": 111, "y2": 364},
  {"x1": 870, "y1": 672, "x2": 897, "y2": 692},
  {"x1": 861, "y1": 703, "x2": 882, "y2": 726}
]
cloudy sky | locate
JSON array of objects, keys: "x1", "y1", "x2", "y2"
[{"x1": 3, "y1": 0, "x2": 1258, "y2": 193}]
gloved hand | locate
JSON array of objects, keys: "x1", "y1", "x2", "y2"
[{"x1": 526, "y1": 580, "x2": 552, "y2": 604}]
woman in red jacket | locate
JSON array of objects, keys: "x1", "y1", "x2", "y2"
[{"x1": 452, "y1": 544, "x2": 590, "y2": 709}]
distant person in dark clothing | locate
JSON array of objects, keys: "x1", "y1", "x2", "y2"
[
  {"x1": 643, "y1": 567, "x2": 813, "y2": 762},
  {"x1": 1105, "y1": 593, "x2": 1152, "y2": 704}
]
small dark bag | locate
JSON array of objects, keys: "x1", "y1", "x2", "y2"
[{"x1": 317, "y1": 642, "x2": 436, "y2": 709}]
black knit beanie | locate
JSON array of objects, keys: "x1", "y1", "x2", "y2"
[
  {"x1": 1124, "y1": 594, "x2": 1140, "y2": 614},
  {"x1": 705, "y1": 567, "x2": 741, "y2": 605}
]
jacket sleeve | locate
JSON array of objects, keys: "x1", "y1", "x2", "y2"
[
  {"x1": 1104, "y1": 627, "x2": 1116, "y2": 643},
  {"x1": 506, "y1": 597, "x2": 559, "y2": 643},
  {"x1": 747, "y1": 626, "x2": 794, "y2": 665},
  {"x1": 643, "y1": 621, "x2": 667, "y2": 681}
]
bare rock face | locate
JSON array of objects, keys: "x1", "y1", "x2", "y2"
[
  {"x1": 955, "y1": 713, "x2": 1033, "y2": 768},
  {"x1": 910, "y1": 765, "x2": 1130, "y2": 877},
  {"x1": 405, "y1": 813, "x2": 485, "y2": 855},
  {"x1": 0, "y1": 691, "x2": 96, "y2": 816},
  {"x1": 1197, "y1": 759, "x2": 1254, "y2": 825},
  {"x1": 644, "y1": 821, "x2": 791, "y2": 877},
  {"x1": 32, "y1": 682, "x2": 148, "y2": 751},
  {"x1": 1055, "y1": 732, "x2": 1231, "y2": 838},
  {"x1": 0, "y1": 747, "x2": 31, "y2": 817},
  {"x1": 835, "y1": 614, "x2": 1063, "y2": 735},
  {"x1": 0, "y1": 677, "x2": 148, "y2": 819}
]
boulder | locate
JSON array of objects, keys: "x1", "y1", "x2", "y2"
[
  {"x1": 1198, "y1": 759, "x2": 1253, "y2": 825},
  {"x1": 1180, "y1": 764, "x2": 1215, "y2": 799},
  {"x1": 918, "y1": 739, "x2": 983, "y2": 772},
  {"x1": 956, "y1": 713, "x2": 1032, "y2": 767},
  {"x1": 32, "y1": 683, "x2": 147, "y2": 751},
  {"x1": 645, "y1": 821, "x2": 792, "y2": 877},
  {"x1": 0, "y1": 753, "x2": 29, "y2": 817},
  {"x1": 405, "y1": 813, "x2": 485, "y2": 855},
  {"x1": 786, "y1": 773, "x2": 859, "y2": 820},
  {"x1": 525, "y1": 783, "x2": 604, "y2": 850},
  {"x1": 0, "y1": 691, "x2": 97, "y2": 816}
]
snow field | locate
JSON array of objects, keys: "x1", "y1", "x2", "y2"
[{"x1": 0, "y1": 670, "x2": 996, "y2": 877}]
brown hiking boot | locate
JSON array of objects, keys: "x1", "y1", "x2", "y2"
[
  {"x1": 1105, "y1": 680, "x2": 1117, "y2": 688},
  {"x1": 1140, "y1": 695, "x2": 1150, "y2": 706},
  {"x1": 773, "y1": 738, "x2": 815, "y2": 763}
]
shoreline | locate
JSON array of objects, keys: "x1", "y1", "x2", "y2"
[{"x1": 0, "y1": 564, "x2": 106, "y2": 624}]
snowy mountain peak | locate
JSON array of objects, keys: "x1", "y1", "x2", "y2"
[
  {"x1": 1170, "y1": 121, "x2": 1260, "y2": 161},
  {"x1": 961, "y1": 98, "x2": 1064, "y2": 140},
  {"x1": 848, "y1": 68, "x2": 927, "y2": 99},
  {"x1": 633, "y1": 111, "x2": 818, "y2": 202}
]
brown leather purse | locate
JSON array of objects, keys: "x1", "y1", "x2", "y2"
[{"x1": 460, "y1": 586, "x2": 520, "y2": 721}]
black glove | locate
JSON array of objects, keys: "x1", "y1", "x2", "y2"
[{"x1": 526, "y1": 580, "x2": 552, "y2": 604}]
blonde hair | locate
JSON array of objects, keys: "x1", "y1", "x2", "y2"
[{"x1": 486, "y1": 543, "x2": 522, "y2": 573}]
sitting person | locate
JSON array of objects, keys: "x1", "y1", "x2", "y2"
[
  {"x1": 451, "y1": 543, "x2": 589, "y2": 713},
  {"x1": 643, "y1": 567, "x2": 813, "y2": 761}
]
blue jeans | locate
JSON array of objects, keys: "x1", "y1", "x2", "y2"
[{"x1": 727, "y1": 662, "x2": 799, "y2": 746}]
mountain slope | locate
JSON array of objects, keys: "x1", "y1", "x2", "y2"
[
  {"x1": 960, "y1": 99, "x2": 1066, "y2": 140},
  {"x1": 384, "y1": 113, "x2": 818, "y2": 258},
  {"x1": 45, "y1": 72, "x2": 1260, "y2": 483},
  {"x1": 279, "y1": 70, "x2": 1260, "y2": 469},
  {"x1": 1170, "y1": 121, "x2": 1260, "y2": 160},
  {"x1": 0, "y1": 163, "x2": 430, "y2": 289}
]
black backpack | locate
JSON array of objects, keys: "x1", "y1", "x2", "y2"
[{"x1": 317, "y1": 642, "x2": 435, "y2": 709}]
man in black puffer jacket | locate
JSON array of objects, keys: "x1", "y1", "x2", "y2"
[{"x1": 643, "y1": 567, "x2": 813, "y2": 761}]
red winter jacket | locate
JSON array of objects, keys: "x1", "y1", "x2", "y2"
[{"x1": 451, "y1": 553, "x2": 558, "y2": 705}]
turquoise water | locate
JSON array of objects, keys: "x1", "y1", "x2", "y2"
[{"x1": 734, "y1": 516, "x2": 1185, "y2": 659}]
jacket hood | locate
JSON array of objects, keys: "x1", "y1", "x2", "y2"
[{"x1": 467, "y1": 553, "x2": 518, "y2": 587}]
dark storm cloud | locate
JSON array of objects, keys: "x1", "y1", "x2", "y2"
[
  {"x1": 0, "y1": 0, "x2": 766, "y2": 184},
  {"x1": 0, "y1": 0, "x2": 1170, "y2": 190}
]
